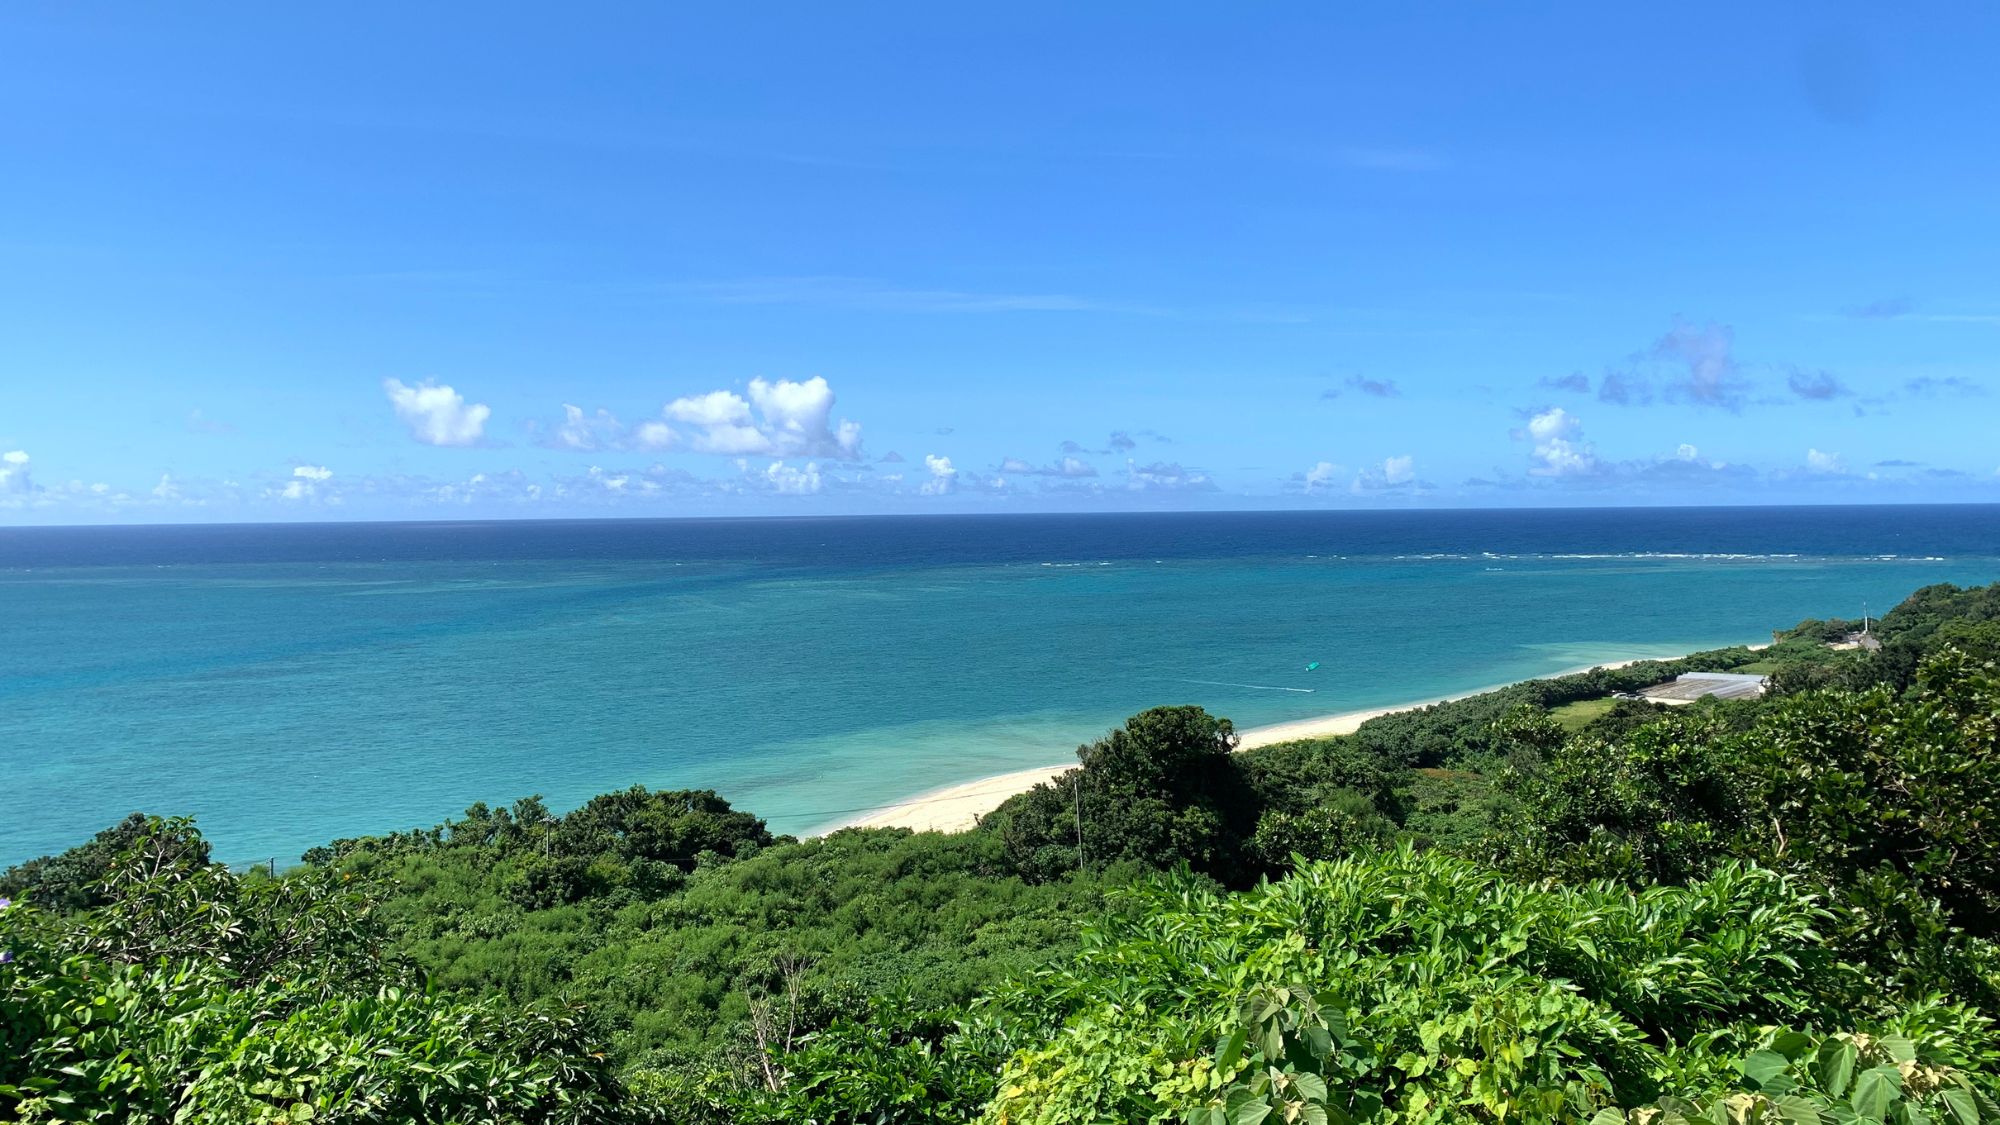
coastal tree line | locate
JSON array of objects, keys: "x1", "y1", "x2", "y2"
[{"x1": 3, "y1": 580, "x2": 1999, "y2": 1122}]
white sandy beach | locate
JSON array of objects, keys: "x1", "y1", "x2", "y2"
[
  {"x1": 837, "y1": 764, "x2": 1082, "y2": 833},
  {"x1": 823, "y1": 650, "x2": 1751, "y2": 836},
  {"x1": 831, "y1": 703, "x2": 1417, "y2": 836}
]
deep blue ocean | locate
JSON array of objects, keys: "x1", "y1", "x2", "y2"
[{"x1": 4, "y1": 505, "x2": 1997, "y2": 867}]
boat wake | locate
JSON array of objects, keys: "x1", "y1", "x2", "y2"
[{"x1": 1179, "y1": 679, "x2": 1316, "y2": 693}]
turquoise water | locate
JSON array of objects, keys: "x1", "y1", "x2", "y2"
[{"x1": 3, "y1": 507, "x2": 1996, "y2": 866}]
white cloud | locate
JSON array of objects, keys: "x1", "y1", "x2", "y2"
[
  {"x1": 1126, "y1": 461, "x2": 1218, "y2": 492},
  {"x1": 1520, "y1": 408, "x2": 1600, "y2": 477},
  {"x1": 660, "y1": 377, "x2": 862, "y2": 459},
  {"x1": 1299, "y1": 461, "x2": 1341, "y2": 491},
  {"x1": 1347, "y1": 455, "x2": 1419, "y2": 493},
  {"x1": 632, "y1": 420, "x2": 678, "y2": 449},
  {"x1": 538, "y1": 463, "x2": 695, "y2": 504},
  {"x1": 275, "y1": 464, "x2": 333, "y2": 501},
  {"x1": 540, "y1": 404, "x2": 676, "y2": 452},
  {"x1": 384, "y1": 379, "x2": 490, "y2": 446},
  {"x1": 666, "y1": 389, "x2": 752, "y2": 428},
  {"x1": 1525, "y1": 409, "x2": 1572, "y2": 442},
  {"x1": 554, "y1": 404, "x2": 626, "y2": 451},
  {"x1": 1806, "y1": 448, "x2": 1844, "y2": 474},
  {"x1": 763, "y1": 460, "x2": 823, "y2": 495},
  {"x1": 404, "y1": 470, "x2": 551, "y2": 507},
  {"x1": 998, "y1": 455, "x2": 1099, "y2": 478},
  {"x1": 749, "y1": 376, "x2": 861, "y2": 458},
  {"x1": 429, "y1": 472, "x2": 485, "y2": 503},
  {"x1": 0, "y1": 449, "x2": 32, "y2": 494},
  {"x1": 920, "y1": 453, "x2": 958, "y2": 495},
  {"x1": 151, "y1": 473, "x2": 182, "y2": 501},
  {"x1": 543, "y1": 377, "x2": 862, "y2": 458},
  {"x1": 0, "y1": 474, "x2": 130, "y2": 509},
  {"x1": 1676, "y1": 443, "x2": 1700, "y2": 461},
  {"x1": 692, "y1": 420, "x2": 777, "y2": 455}
]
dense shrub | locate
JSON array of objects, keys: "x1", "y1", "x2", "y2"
[
  {"x1": 979, "y1": 847, "x2": 1996, "y2": 1124},
  {"x1": 0, "y1": 818, "x2": 628, "y2": 1123}
]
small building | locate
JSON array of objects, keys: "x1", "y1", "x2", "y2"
[
  {"x1": 1636, "y1": 671, "x2": 1769, "y2": 705},
  {"x1": 1830, "y1": 631, "x2": 1882, "y2": 651}
]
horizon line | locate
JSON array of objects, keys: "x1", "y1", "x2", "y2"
[{"x1": 3, "y1": 497, "x2": 1999, "y2": 533}]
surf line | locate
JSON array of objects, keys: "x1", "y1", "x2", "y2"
[{"x1": 1179, "y1": 678, "x2": 1316, "y2": 693}]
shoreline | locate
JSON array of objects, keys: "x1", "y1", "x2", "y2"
[{"x1": 818, "y1": 646, "x2": 1764, "y2": 837}]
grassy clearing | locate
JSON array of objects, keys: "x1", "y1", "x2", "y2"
[{"x1": 1548, "y1": 696, "x2": 1616, "y2": 732}]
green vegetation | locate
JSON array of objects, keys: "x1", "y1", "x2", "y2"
[
  {"x1": 0, "y1": 819, "x2": 629, "y2": 1122},
  {"x1": 1546, "y1": 695, "x2": 1617, "y2": 731},
  {"x1": 984, "y1": 706, "x2": 1261, "y2": 884},
  {"x1": 5, "y1": 580, "x2": 1999, "y2": 1123},
  {"x1": 980, "y1": 850, "x2": 1994, "y2": 1124}
]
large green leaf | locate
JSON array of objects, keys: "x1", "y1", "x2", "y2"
[
  {"x1": 1939, "y1": 1087, "x2": 1981, "y2": 1125},
  {"x1": 1849, "y1": 1067, "x2": 1902, "y2": 1122},
  {"x1": 1215, "y1": 1028, "x2": 1247, "y2": 1074},
  {"x1": 1742, "y1": 1050, "x2": 1793, "y2": 1091},
  {"x1": 1813, "y1": 1040, "x2": 1858, "y2": 1099},
  {"x1": 1774, "y1": 1095, "x2": 1824, "y2": 1125},
  {"x1": 1231, "y1": 1098, "x2": 1274, "y2": 1125}
]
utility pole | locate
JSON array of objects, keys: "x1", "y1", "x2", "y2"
[{"x1": 1071, "y1": 773, "x2": 1086, "y2": 874}]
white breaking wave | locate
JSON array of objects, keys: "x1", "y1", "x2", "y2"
[{"x1": 1372, "y1": 551, "x2": 1953, "y2": 562}]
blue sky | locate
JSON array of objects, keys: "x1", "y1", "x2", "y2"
[{"x1": 2, "y1": 3, "x2": 1997, "y2": 522}]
